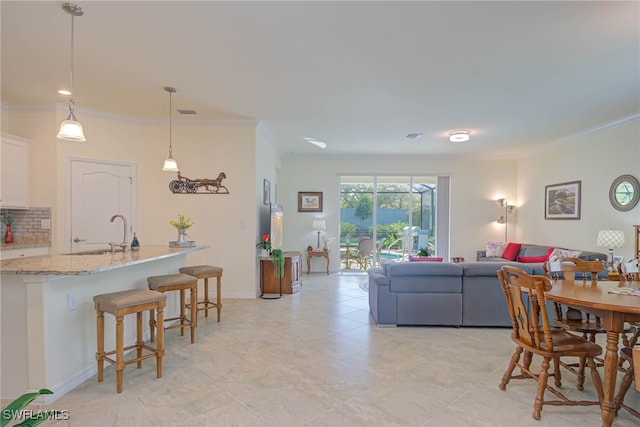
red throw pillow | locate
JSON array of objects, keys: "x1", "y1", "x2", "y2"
[{"x1": 502, "y1": 242, "x2": 522, "y2": 261}]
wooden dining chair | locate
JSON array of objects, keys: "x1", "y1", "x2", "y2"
[
  {"x1": 497, "y1": 265, "x2": 604, "y2": 420},
  {"x1": 614, "y1": 346, "x2": 640, "y2": 418},
  {"x1": 617, "y1": 259, "x2": 640, "y2": 349},
  {"x1": 548, "y1": 257, "x2": 633, "y2": 389}
]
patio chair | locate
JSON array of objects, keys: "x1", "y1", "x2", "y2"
[
  {"x1": 497, "y1": 266, "x2": 603, "y2": 420},
  {"x1": 352, "y1": 237, "x2": 374, "y2": 270}
]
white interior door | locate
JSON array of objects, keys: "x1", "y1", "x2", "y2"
[{"x1": 69, "y1": 159, "x2": 135, "y2": 252}]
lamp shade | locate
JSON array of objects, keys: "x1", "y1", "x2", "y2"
[
  {"x1": 57, "y1": 118, "x2": 86, "y2": 142},
  {"x1": 162, "y1": 157, "x2": 178, "y2": 172},
  {"x1": 596, "y1": 229, "x2": 625, "y2": 248},
  {"x1": 312, "y1": 219, "x2": 326, "y2": 231}
]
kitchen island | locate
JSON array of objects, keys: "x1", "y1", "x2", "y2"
[{"x1": 0, "y1": 245, "x2": 207, "y2": 402}]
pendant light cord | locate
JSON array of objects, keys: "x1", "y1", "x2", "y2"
[
  {"x1": 69, "y1": 12, "x2": 75, "y2": 113},
  {"x1": 168, "y1": 89, "x2": 173, "y2": 157}
]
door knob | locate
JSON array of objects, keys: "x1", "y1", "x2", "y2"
[{"x1": 73, "y1": 237, "x2": 86, "y2": 243}]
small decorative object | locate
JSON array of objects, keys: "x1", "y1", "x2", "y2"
[
  {"x1": 257, "y1": 233, "x2": 271, "y2": 256},
  {"x1": 263, "y1": 179, "x2": 271, "y2": 205},
  {"x1": 169, "y1": 171, "x2": 229, "y2": 194},
  {"x1": 298, "y1": 192, "x2": 323, "y2": 212},
  {"x1": 307, "y1": 245, "x2": 313, "y2": 251},
  {"x1": 130, "y1": 232, "x2": 140, "y2": 251},
  {"x1": 1, "y1": 210, "x2": 20, "y2": 244},
  {"x1": 169, "y1": 213, "x2": 195, "y2": 247},
  {"x1": 321, "y1": 234, "x2": 335, "y2": 251},
  {"x1": 271, "y1": 248, "x2": 285, "y2": 278},
  {"x1": 544, "y1": 180, "x2": 581, "y2": 220}
]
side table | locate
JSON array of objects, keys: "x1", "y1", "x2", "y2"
[{"x1": 307, "y1": 249, "x2": 330, "y2": 275}]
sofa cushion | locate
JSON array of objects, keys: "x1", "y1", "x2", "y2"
[
  {"x1": 461, "y1": 262, "x2": 535, "y2": 276},
  {"x1": 386, "y1": 262, "x2": 463, "y2": 293},
  {"x1": 502, "y1": 242, "x2": 522, "y2": 261},
  {"x1": 520, "y1": 244, "x2": 553, "y2": 257}
]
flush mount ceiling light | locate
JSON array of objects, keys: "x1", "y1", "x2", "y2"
[
  {"x1": 162, "y1": 86, "x2": 179, "y2": 172},
  {"x1": 304, "y1": 137, "x2": 327, "y2": 149},
  {"x1": 57, "y1": 2, "x2": 86, "y2": 142},
  {"x1": 449, "y1": 130, "x2": 470, "y2": 143}
]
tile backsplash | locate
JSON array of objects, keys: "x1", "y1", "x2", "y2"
[{"x1": 1, "y1": 207, "x2": 51, "y2": 245}]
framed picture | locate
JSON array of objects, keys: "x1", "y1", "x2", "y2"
[
  {"x1": 263, "y1": 179, "x2": 271, "y2": 205},
  {"x1": 545, "y1": 180, "x2": 581, "y2": 220},
  {"x1": 298, "y1": 191, "x2": 323, "y2": 212}
]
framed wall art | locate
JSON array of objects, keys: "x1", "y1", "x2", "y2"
[
  {"x1": 545, "y1": 180, "x2": 581, "y2": 220},
  {"x1": 263, "y1": 179, "x2": 271, "y2": 205},
  {"x1": 298, "y1": 191, "x2": 323, "y2": 212}
]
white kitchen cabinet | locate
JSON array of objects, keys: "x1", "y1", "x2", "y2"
[
  {"x1": 0, "y1": 246, "x2": 49, "y2": 260},
  {"x1": 1, "y1": 133, "x2": 29, "y2": 208}
]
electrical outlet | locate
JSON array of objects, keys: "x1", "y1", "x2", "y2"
[
  {"x1": 67, "y1": 293, "x2": 77, "y2": 311},
  {"x1": 41, "y1": 219, "x2": 51, "y2": 230}
]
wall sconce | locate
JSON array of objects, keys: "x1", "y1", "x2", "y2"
[
  {"x1": 496, "y1": 198, "x2": 515, "y2": 241},
  {"x1": 312, "y1": 219, "x2": 326, "y2": 249},
  {"x1": 596, "y1": 229, "x2": 625, "y2": 271}
]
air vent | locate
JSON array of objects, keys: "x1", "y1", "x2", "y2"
[{"x1": 177, "y1": 109, "x2": 197, "y2": 115}]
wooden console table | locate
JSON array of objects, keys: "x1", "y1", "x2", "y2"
[
  {"x1": 259, "y1": 251, "x2": 302, "y2": 295},
  {"x1": 306, "y1": 249, "x2": 330, "y2": 274}
]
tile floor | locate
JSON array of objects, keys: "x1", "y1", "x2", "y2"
[{"x1": 27, "y1": 273, "x2": 640, "y2": 426}]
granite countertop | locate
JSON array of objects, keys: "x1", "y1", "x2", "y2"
[
  {"x1": 0, "y1": 244, "x2": 208, "y2": 276},
  {"x1": 1, "y1": 242, "x2": 51, "y2": 250}
]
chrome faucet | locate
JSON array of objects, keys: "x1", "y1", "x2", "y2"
[{"x1": 109, "y1": 214, "x2": 129, "y2": 252}]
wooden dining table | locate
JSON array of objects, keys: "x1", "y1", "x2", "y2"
[{"x1": 546, "y1": 279, "x2": 640, "y2": 427}]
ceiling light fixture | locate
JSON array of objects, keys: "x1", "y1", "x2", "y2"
[
  {"x1": 449, "y1": 130, "x2": 470, "y2": 143},
  {"x1": 57, "y1": 2, "x2": 86, "y2": 142},
  {"x1": 162, "y1": 86, "x2": 179, "y2": 172},
  {"x1": 304, "y1": 137, "x2": 327, "y2": 149}
]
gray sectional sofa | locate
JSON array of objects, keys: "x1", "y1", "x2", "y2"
[{"x1": 368, "y1": 245, "x2": 609, "y2": 327}]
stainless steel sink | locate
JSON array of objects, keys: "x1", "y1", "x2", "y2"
[{"x1": 64, "y1": 249, "x2": 122, "y2": 255}]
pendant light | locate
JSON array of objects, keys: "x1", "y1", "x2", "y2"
[
  {"x1": 57, "y1": 2, "x2": 86, "y2": 142},
  {"x1": 162, "y1": 86, "x2": 179, "y2": 172}
]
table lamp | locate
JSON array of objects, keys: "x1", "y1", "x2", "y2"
[
  {"x1": 312, "y1": 219, "x2": 326, "y2": 249},
  {"x1": 596, "y1": 229, "x2": 625, "y2": 271}
]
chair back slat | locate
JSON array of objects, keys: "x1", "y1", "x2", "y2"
[{"x1": 499, "y1": 266, "x2": 554, "y2": 351}]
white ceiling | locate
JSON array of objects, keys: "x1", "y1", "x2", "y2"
[{"x1": 2, "y1": 1, "x2": 639, "y2": 158}]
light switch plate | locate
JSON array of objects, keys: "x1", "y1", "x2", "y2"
[{"x1": 41, "y1": 219, "x2": 51, "y2": 229}]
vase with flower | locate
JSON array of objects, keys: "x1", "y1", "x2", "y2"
[
  {"x1": 256, "y1": 234, "x2": 271, "y2": 257},
  {"x1": 169, "y1": 213, "x2": 195, "y2": 247},
  {"x1": 1, "y1": 210, "x2": 20, "y2": 244}
]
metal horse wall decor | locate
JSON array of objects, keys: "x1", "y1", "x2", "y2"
[{"x1": 169, "y1": 171, "x2": 229, "y2": 194}]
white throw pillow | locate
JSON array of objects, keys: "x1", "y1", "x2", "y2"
[
  {"x1": 485, "y1": 241, "x2": 506, "y2": 257},
  {"x1": 548, "y1": 248, "x2": 582, "y2": 262}
]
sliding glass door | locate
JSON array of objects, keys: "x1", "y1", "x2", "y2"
[{"x1": 339, "y1": 175, "x2": 446, "y2": 272}]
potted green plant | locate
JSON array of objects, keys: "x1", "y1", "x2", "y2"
[{"x1": 270, "y1": 248, "x2": 285, "y2": 279}]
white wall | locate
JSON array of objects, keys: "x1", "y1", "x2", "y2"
[
  {"x1": 517, "y1": 119, "x2": 640, "y2": 261},
  {"x1": 278, "y1": 155, "x2": 518, "y2": 271}
]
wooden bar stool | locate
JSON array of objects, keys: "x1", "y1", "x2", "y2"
[
  {"x1": 147, "y1": 273, "x2": 198, "y2": 344},
  {"x1": 93, "y1": 289, "x2": 167, "y2": 393},
  {"x1": 178, "y1": 265, "x2": 223, "y2": 321}
]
